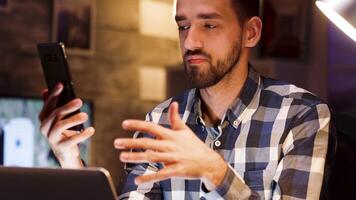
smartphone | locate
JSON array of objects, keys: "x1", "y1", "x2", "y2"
[{"x1": 37, "y1": 42, "x2": 84, "y2": 132}]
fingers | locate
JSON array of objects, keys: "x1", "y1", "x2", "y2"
[
  {"x1": 114, "y1": 138, "x2": 168, "y2": 152},
  {"x1": 63, "y1": 127, "x2": 95, "y2": 146},
  {"x1": 135, "y1": 166, "x2": 178, "y2": 185},
  {"x1": 62, "y1": 130, "x2": 78, "y2": 138},
  {"x1": 120, "y1": 151, "x2": 173, "y2": 164},
  {"x1": 48, "y1": 112, "x2": 88, "y2": 145},
  {"x1": 40, "y1": 99, "x2": 83, "y2": 137},
  {"x1": 122, "y1": 120, "x2": 170, "y2": 139},
  {"x1": 39, "y1": 83, "x2": 63, "y2": 121},
  {"x1": 168, "y1": 102, "x2": 185, "y2": 130}
]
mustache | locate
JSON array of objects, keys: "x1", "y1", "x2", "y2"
[{"x1": 183, "y1": 49, "x2": 212, "y2": 60}]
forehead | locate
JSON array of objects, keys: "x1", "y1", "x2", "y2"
[{"x1": 176, "y1": 0, "x2": 236, "y2": 20}]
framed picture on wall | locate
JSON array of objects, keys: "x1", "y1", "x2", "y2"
[
  {"x1": 52, "y1": 0, "x2": 96, "y2": 56},
  {"x1": 0, "y1": 0, "x2": 10, "y2": 11},
  {"x1": 259, "y1": 0, "x2": 311, "y2": 60}
]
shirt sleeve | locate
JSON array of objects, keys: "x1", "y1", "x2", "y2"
[
  {"x1": 118, "y1": 161, "x2": 163, "y2": 200},
  {"x1": 272, "y1": 103, "x2": 332, "y2": 199},
  {"x1": 202, "y1": 103, "x2": 334, "y2": 200}
]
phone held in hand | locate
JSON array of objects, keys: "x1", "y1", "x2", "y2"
[{"x1": 37, "y1": 42, "x2": 84, "y2": 132}]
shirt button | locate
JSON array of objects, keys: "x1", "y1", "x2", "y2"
[
  {"x1": 233, "y1": 120, "x2": 239, "y2": 127},
  {"x1": 214, "y1": 140, "x2": 221, "y2": 147}
]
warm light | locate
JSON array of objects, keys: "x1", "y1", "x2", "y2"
[
  {"x1": 173, "y1": 0, "x2": 177, "y2": 19},
  {"x1": 316, "y1": 0, "x2": 356, "y2": 42}
]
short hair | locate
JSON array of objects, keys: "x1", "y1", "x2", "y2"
[{"x1": 230, "y1": 0, "x2": 260, "y2": 24}]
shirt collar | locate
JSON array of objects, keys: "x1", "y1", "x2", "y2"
[{"x1": 190, "y1": 64, "x2": 261, "y2": 128}]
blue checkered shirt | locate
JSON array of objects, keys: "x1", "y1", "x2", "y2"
[{"x1": 119, "y1": 67, "x2": 334, "y2": 199}]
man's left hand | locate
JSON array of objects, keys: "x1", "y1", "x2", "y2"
[{"x1": 114, "y1": 102, "x2": 228, "y2": 191}]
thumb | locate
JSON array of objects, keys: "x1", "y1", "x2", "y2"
[
  {"x1": 41, "y1": 89, "x2": 49, "y2": 101},
  {"x1": 168, "y1": 102, "x2": 185, "y2": 130}
]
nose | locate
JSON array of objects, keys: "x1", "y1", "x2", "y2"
[{"x1": 183, "y1": 27, "x2": 203, "y2": 51}]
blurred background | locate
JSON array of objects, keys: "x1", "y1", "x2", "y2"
[{"x1": 0, "y1": 0, "x2": 355, "y2": 192}]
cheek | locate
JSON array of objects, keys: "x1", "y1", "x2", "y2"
[
  {"x1": 212, "y1": 30, "x2": 241, "y2": 56},
  {"x1": 205, "y1": 39, "x2": 231, "y2": 59}
]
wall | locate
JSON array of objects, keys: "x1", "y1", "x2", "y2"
[
  {"x1": 328, "y1": 23, "x2": 356, "y2": 117},
  {"x1": 0, "y1": 0, "x2": 180, "y2": 187},
  {"x1": 251, "y1": 3, "x2": 330, "y2": 102}
]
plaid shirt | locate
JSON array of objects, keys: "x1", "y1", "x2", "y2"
[{"x1": 119, "y1": 67, "x2": 334, "y2": 200}]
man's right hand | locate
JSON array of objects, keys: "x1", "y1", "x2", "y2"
[{"x1": 39, "y1": 83, "x2": 95, "y2": 168}]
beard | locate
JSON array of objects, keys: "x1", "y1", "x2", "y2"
[{"x1": 183, "y1": 40, "x2": 242, "y2": 89}]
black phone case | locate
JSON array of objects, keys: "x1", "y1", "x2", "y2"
[{"x1": 37, "y1": 42, "x2": 84, "y2": 132}]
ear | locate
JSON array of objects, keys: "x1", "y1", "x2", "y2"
[{"x1": 243, "y1": 16, "x2": 263, "y2": 48}]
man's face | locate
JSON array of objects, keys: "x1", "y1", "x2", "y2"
[{"x1": 175, "y1": 0, "x2": 244, "y2": 88}]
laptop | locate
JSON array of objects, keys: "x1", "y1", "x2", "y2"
[{"x1": 0, "y1": 166, "x2": 118, "y2": 200}]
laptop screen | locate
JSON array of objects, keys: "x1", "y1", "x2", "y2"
[{"x1": 0, "y1": 97, "x2": 93, "y2": 167}]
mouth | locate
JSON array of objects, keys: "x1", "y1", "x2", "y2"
[{"x1": 186, "y1": 55, "x2": 208, "y2": 65}]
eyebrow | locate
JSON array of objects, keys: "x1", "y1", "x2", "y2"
[
  {"x1": 175, "y1": 15, "x2": 186, "y2": 22},
  {"x1": 175, "y1": 13, "x2": 222, "y2": 22}
]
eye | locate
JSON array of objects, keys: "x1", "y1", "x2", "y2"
[
  {"x1": 204, "y1": 24, "x2": 217, "y2": 29},
  {"x1": 178, "y1": 25, "x2": 190, "y2": 31}
]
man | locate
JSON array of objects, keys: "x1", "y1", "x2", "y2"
[{"x1": 39, "y1": 0, "x2": 335, "y2": 199}]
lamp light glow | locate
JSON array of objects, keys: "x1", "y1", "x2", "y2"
[{"x1": 316, "y1": 0, "x2": 356, "y2": 42}]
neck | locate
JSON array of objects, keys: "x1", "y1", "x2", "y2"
[{"x1": 199, "y1": 54, "x2": 249, "y2": 127}]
